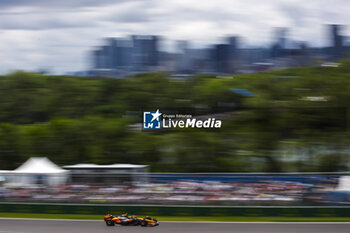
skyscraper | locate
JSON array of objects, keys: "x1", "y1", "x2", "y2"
[
  {"x1": 132, "y1": 35, "x2": 159, "y2": 71},
  {"x1": 115, "y1": 38, "x2": 132, "y2": 69},
  {"x1": 104, "y1": 38, "x2": 117, "y2": 69},
  {"x1": 330, "y1": 24, "x2": 344, "y2": 58},
  {"x1": 212, "y1": 44, "x2": 231, "y2": 73},
  {"x1": 270, "y1": 27, "x2": 288, "y2": 58}
]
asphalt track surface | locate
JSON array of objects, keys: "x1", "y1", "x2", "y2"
[{"x1": 0, "y1": 219, "x2": 350, "y2": 233}]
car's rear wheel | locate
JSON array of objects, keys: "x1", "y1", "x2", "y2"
[
  {"x1": 142, "y1": 220, "x2": 149, "y2": 227},
  {"x1": 106, "y1": 220, "x2": 115, "y2": 226},
  {"x1": 121, "y1": 221, "x2": 128, "y2": 226},
  {"x1": 131, "y1": 220, "x2": 139, "y2": 226}
]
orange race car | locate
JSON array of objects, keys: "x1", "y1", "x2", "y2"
[
  {"x1": 104, "y1": 213, "x2": 159, "y2": 227},
  {"x1": 139, "y1": 216, "x2": 159, "y2": 227}
]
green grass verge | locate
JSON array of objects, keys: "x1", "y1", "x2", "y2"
[{"x1": 0, "y1": 212, "x2": 350, "y2": 222}]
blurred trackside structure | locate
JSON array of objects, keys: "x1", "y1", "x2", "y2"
[
  {"x1": 0, "y1": 157, "x2": 69, "y2": 187},
  {"x1": 63, "y1": 163, "x2": 149, "y2": 184},
  {"x1": 1, "y1": 158, "x2": 350, "y2": 205}
]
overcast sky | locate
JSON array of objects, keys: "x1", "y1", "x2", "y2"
[{"x1": 0, "y1": 0, "x2": 349, "y2": 74}]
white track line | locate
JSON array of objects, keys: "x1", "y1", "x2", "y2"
[{"x1": 0, "y1": 231, "x2": 34, "y2": 233}]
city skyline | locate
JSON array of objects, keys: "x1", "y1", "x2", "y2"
[
  {"x1": 89, "y1": 24, "x2": 346, "y2": 77},
  {"x1": 0, "y1": 0, "x2": 350, "y2": 74}
]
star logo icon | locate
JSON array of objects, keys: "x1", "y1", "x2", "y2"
[
  {"x1": 143, "y1": 110, "x2": 162, "y2": 129},
  {"x1": 150, "y1": 109, "x2": 162, "y2": 122}
]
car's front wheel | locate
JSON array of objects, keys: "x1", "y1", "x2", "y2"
[{"x1": 106, "y1": 220, "x2": 115, "y2": 226}]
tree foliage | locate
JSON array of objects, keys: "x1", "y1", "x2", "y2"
[{"x1": 1, "y1": 63, "x2": 350, "y2": 172}]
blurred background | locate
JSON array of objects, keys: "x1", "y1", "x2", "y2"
[{"x1": 1, "y1": 0, "x2": 350, "y2": 212}]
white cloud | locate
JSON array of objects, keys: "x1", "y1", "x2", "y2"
[{"x1": 0, "y1": 0, "x2": 349, "y2": 74}]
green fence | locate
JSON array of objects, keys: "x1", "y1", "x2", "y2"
[{"x1": 0, "y1": 202, "x2": 350, "y2": 217}]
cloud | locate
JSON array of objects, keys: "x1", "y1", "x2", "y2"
[
  {"x1": 0, "y1": 0, "x2": 140, "y2": 9},
  {"x1": 0, "y1": 0, "x2": 350, "y2": 74},
  {"x1": 0, "y1": 13, "x2": 98, "y2": 30}
]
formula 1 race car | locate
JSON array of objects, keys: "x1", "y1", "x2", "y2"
[
  {"x1": 104, "y1": 213, "x2": 159, "y2": 227},
  {"x1": 139, "y1": 217, "x2": 159, "y2": 227}
]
